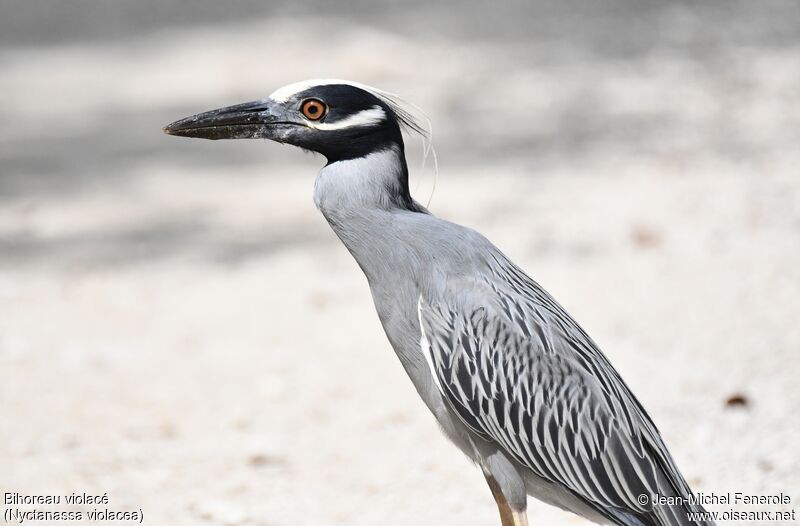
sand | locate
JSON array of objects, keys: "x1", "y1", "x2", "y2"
[{"x1": 1, "y1": 4, "x2": 799, "y2": 525}]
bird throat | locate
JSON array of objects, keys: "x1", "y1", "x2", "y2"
[
  {"x1": 313, "y1": 146, "x2": 422, "y2": 285},
  {"x1": 313, "y1": 146, "x2": 413, "y2": 216}
]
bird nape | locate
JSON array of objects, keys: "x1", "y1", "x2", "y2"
[{"x1": 163, "y1": 79, "x2": 714, "y2": 526}]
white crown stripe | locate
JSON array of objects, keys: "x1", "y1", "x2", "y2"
[
  {"x1": 310, "y1": 106, "x2": 386, "y2": 131},
  {"x1": 269, "y1": 78, "x2": 371, "y2": 102}
]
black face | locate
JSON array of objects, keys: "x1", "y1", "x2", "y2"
[{"x1": 163, "y1": 83, "x2": 406, "y2": 163}]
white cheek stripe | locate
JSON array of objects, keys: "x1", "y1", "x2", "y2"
[{"x1": 309, "y1": 106, "x2": 386, "y2": 131}]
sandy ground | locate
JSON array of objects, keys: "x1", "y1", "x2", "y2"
[{"x1": 1, "y1": 3, "x2": 799, "y2": 525}]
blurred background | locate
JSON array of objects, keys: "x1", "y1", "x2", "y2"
[{"x1": 1, "y1": 1, "x2": 799, "y2": 525}]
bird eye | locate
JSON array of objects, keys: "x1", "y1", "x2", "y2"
[{"x1": 301, "y1": 99, "x2": 327, "y2": 121}]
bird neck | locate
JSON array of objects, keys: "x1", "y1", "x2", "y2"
[
  {"x1": 314, "y1": 145, "x2": 426, "y2": 285},
  {"x1": 314, "y1": 145, "x2": 417, "y2": 215}
]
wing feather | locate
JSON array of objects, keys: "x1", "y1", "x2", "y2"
[{"x1": 418, "y1": 262, "x2": 706, "y2": 524}]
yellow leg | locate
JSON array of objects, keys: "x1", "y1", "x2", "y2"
[{"x1": 485, "y1": 474, "x2": 529, "y2": 526}]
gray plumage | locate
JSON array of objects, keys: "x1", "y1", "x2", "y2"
[
  {"x1": 164, "y1": 80, "x2": 714, "y2": 526},
  {"x1": 317, "y1": 147, "x2": 710, "y2": 526}
]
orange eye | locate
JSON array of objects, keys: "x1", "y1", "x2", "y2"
[{"x1": 301, "y1": 99, "x2": 327, "y2": 121}]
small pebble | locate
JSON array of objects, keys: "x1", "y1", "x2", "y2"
[{"x1": 724, "y1": 393, "x2": 749, "y2": 408}]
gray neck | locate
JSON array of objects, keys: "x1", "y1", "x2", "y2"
[
  {"x1": 314, "y1": 146, "x2": 410, "y2": 214},
  {"x1": 313, "y1": 147, "x2": 419, "y2": 285},
  {"x1": 315, "y1": 147, "x2": 440, "y2": 387}
]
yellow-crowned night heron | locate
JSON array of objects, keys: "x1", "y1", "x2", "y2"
[{"x1": 163, "y1": 80, "x2": 714, "y2": 526}]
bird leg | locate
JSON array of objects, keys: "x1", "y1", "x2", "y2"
[{"x1": 485, "y1": 474, "x2": 529, "y2": 526}]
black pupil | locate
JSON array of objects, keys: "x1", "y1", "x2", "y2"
[{"x1": 307, "y1": 105, "x2": 319, "y2": 115}]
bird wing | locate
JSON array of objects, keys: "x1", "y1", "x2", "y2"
[{"x1": 417, "y1": 255, "x2": 699, "y2": 524}]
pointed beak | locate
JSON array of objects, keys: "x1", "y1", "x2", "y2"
[{"x1": 163, "y1": 99, "x2": 290, "y2": 140}]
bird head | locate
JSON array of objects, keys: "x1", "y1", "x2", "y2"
[{"x1": 163, "y1": 79, "x2": 426, "y2": 163}]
